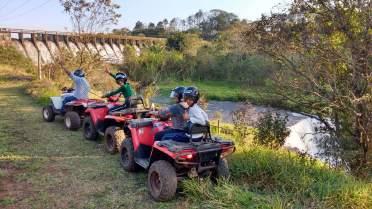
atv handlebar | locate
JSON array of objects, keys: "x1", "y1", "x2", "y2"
[{"x1": 61, "y1": 87, "x2": 74, "y2": 93}]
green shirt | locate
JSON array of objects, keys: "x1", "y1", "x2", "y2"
[{"x1": 104, "y1": 72, "x2": 134, "y2": 98}]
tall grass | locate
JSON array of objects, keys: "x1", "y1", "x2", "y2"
[{"x1": 183, "y1": 136, "x2": 372, "y2": 209}]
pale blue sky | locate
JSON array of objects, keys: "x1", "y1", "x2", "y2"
[{"x1": 0, "y1": 0, "x2": 289, "y2": 32}]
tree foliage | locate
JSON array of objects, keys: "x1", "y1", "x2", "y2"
[
  {"x1": 245, "y1": 0, "x2": 371, "y2": 168},
  {"x1": 60, "y1": 0, "x2": 121, "y2": 33}
]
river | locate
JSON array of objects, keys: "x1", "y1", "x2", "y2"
[{"x1": 151, "y1": 96, "x2": 334, "y2": 164}]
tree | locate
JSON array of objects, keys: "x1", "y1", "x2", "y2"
[
  {"x1": 148, "y1": 22, "x2": 156, "y2": 30},
  {"x1": 60, "y1": 0, "x2": 121, "y2": 33},
  {"x1": 194, "y1": 9, "x2": 204, "y2": 27},
  {"x1": 163, "y1": 18, "x2": 169, "y2": 29},
  {"x1": 59, "y1": 0, "x2": 121, "y2": 73},
  {"x1": 200, "y1": 9, "x2": 239, "y2": 40},
  {"x1": 133, "y1": 21, "x2": 145, "y2": 31},
  {"x1": 169, "y1": 18, "x2": 179, "y2": 32},
  {"x1": 245, "y1": 0, "x2": 371, "y2": 169},
  {"x1": 112, "y1": 27, "x2": 130, "y2": 35}
]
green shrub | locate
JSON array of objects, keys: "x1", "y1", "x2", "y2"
[
  {"x1": 254, "y1": 112, "x2": 289, "y2": 148},
  {"x1": 0, "y1": 45, "x2": 35, "y2": 73}
]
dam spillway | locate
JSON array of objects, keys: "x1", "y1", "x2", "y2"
[{"x1": 0, "y1": 28, "x2": 165, "y2": 65}]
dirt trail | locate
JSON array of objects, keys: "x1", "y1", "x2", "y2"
[{"x1": 0, "y1": 71, "x2": 188, "y2": 209}]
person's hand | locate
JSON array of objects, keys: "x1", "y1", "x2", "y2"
[
  {"x1": 57, "y1": 57, "x2": 65, "y2": 66},
  {"x1": 183, "y1": 111, "x2": 190, "y2": 120},
  {"x1": 104, "y1": 65, "x2": 110, "y2": 74}
]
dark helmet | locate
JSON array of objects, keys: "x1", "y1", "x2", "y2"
[
  {"x1": 170, "y1": 86, "x2": 185, "y2": 102},
  {"x1": 183, "y1": 86, "x2": 200, "y2": 104},
  {"x1": 73, "y1": 68, "x2": 85, "y2": 77},
  {"x1": 115, "y1": 72, "x2": 128, "y2": 83}
]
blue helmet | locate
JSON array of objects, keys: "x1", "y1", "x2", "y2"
[
  {"x1": 183, "y1": 86, "x2": 200, "y2": 103},
  {"x1": 73, "y1": 68, "x2": 85, "y2": 77},
  {"x1": 170, "y1": 86, "x2": 185, "y2": 102}
]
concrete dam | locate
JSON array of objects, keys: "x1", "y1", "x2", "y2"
[{"x1": 0, "y1": 28, "x2": 164, "y2": 65}]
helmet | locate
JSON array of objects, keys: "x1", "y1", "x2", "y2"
[
  {"x1": 169, "y1": 86, "x2": 185, "y2": 102},
  {"x1": 115, "y1": 72, "x2": 127, "y2": 82},
  {"x1": 73, "y1": 68, "x2": 85, "y2": 77},
  {"x1": 183, "y1": 86, "x2": 200, "y2": 104}
]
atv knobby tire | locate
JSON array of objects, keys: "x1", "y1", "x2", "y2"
[
  {"x1": 120, "y1": 138, "x2": 138, "y2": 171},
  {"x1": 64, "y1": 111, "x2": 81, "y2": 131},
  {"x1": 83, "y1": 116, "x2": 98, "y2": 140},
  {"x1": 42, "y1": 105, "x2": 55, "y2": 122},
  {"x1": 212, "y1": 158, "x2": 230, "y2": 180},
  {"x1": 148, "y1": 160, "x2": 177, "y2": 201},
  {"x1": 104, "y1": 126, "x2": 125, "y2": 154}
]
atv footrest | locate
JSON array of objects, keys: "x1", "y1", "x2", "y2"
[{"x1": 135, "y1": 158, "x2": 150, "y2": 169}]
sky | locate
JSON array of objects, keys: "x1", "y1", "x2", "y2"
[{"x1": 0, "y1": 0, "x2": 289, "y2": 32}]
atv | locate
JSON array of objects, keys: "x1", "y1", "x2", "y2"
[
  {"x1": 41, "y1": 87, "x2": 115, "y2": 130},
  {"x1": 83, "y1": 96, "x2": 154, "y2": 154},
  {"x1": 118, "y1": 119, "x2": 235, "y2": 201}
]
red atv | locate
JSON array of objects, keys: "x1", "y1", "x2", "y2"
[
  {"x1": 118, "y1": 119, "x2": 235, "y2": 201},
  {"x1": 83, "y1": 96, "x2": 153, "y2": 154},
  {"x1": 42, "y1": 87, "x2": 108, "y2": 130}
]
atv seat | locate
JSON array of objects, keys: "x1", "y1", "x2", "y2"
[
  {"x1": 129, "y1": 118, "x2": 154, "y2": 128},
  {"x1": 186, "y1": 122, "x2": 212, "y2": 142}
]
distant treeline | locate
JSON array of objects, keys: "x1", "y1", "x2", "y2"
[{"x1": 113, "y1": 9, "x2": 250, "y2": 40}]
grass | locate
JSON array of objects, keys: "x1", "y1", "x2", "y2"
[
  {"x1": 0, "y1": 67, "x2": 189, "y2": 209},
  {"x1": 159, "y1": 81, "x2": 276, "y2": 103},
  {"x1": 181, "y1": 134, "x2": 372, "y2": 209},
  {"x1": 158, "y1": 80, "x2": 286, "y2": 107}
]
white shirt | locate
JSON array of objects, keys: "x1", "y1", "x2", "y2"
[
  {"x1": 70, "y1": 73, "x2": 90, "y2": 99},
  {"x1": 189, "y1": 104, "x2": 209, "y2": 138},
  {"x1": 189, "y1": 104, "x2": 208, "y2": 125}
]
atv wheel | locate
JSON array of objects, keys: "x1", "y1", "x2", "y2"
[
  {"x1": 104, "y1": 126, "x2": 125, "y2": 154},
  {"x1": 148, "y1": 160, "x2": 177, "y2": 201},
  {"x1": 212, "y1": 158, "x2": 230, "y2": 180},
  {"x1": 64, "y1": 111, "x2": 81, "y2": 130},
  {"x1": 42, "y1": 105, "x2": 55, "y2": 122},
  {"x1": 83, "y1": 116, "x2": 98, "y2": 140},
  {"x1": 120, "y1": 138, "x2": 138, "y2": 171}
]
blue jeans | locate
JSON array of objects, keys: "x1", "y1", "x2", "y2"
[
  {"x1": 62, "y1": 96, "x2": 77, "y2": 110},
  {"x1": 155, "y1": 128, "x2": 189, "y2": 142},
  {"x1": 109, "y1": 97, "x2": 131, "y2": 112}
]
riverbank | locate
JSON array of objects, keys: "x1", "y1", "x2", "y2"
[{"x1": 158, "y1": 80, "x2": 287, "y2": 107}]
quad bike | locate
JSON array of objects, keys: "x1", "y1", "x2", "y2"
[
  {"x1": 41, "y1": 87, "x2": 118, "y2": 131},
  {"x1": 83, "y1": 96, "x2": 155, "y2": 154},
  {"x1": 118, "y1": 119, "x2": 235, "y2": 201}
]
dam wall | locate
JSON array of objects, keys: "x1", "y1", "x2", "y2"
[{"x1": 0, "y1": 28, "x2": 164, "y2": 65}]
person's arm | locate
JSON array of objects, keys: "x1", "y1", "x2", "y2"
[
  {"x1": 104, "y1": 65, "x2": 116, "y2": 79},
  {"x1": 102, "y1": 86, "x2": 123, "y2": 98},
  {"x1": 57, "y1": 59, "x2": 73, "y2": 78}
]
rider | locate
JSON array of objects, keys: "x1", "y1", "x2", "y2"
[
  {"x1": 169, "y1": 86, "x2": 185, "y2": 103},
  {"x1": 184, "y1": 86, "x2": 208, "y2": 126},
  {"x1": 184, "y1": 87, "x2": 209, "y2": 140},
  {"x1": 102, "y1": 66, "x2": 134, "y2": 111},
  {"x1": 155, "y1": 86, "x2": 209, "y2": 142},
  {"x1": 59, "y1": 62, "x2": 90, "y2": 109},
  {"x1": 154, "y1": 87, "x2": 189, "y2": 141}
]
